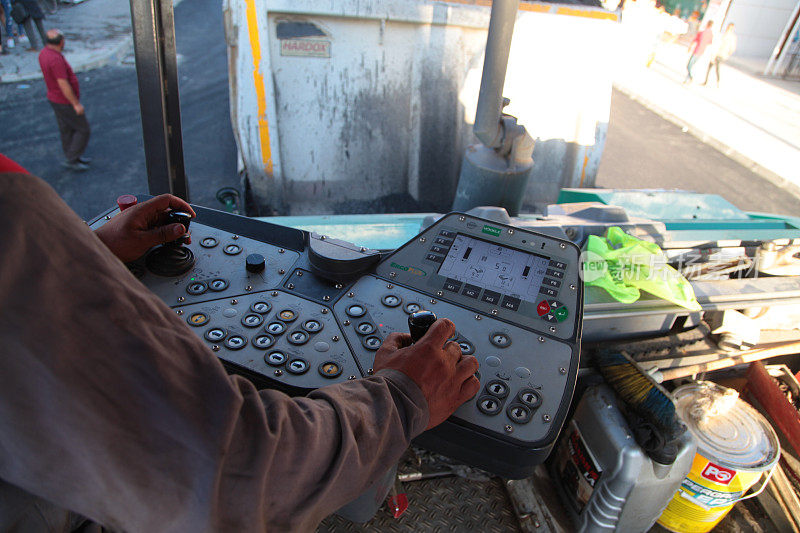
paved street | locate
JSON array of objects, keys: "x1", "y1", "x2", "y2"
[{"x1": 0, "y1": 0, "x2": 237, "y2": 221}]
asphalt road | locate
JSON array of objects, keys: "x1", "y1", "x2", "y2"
[
  {"x1": 0, "y1": 0, "x2": 238, "y2": 221},
  {"x1": 596, "y1": 89, "x2": 800, "y2": 218}
]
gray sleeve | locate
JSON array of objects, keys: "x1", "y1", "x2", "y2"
[{"x1": 0, "y1": 173, "x2": 429, "y2": 532}]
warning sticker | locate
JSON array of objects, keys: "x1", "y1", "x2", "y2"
[
  {"x1": 553, "y1": 421, "x2": 603, "y2": 512},
  {"x1": 280, "y1": 39, "x2": 330, "y2": 58}
]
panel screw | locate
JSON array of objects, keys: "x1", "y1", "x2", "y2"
[
  {"x1": 177, "y1": 296, "x2": 185, "y2": 302},
  {"x1": 296, "y1": 271, "x2": 303, "y2": 277},
  {"x1": 475, "y1": 315, "x2": 482, "y2": 320},
  {"x1": 436, "y1": 290, "x2": 443, "y2": 297},
  {"x1": 335, "y1": 283, "x2": 343, "y2": 289},
  {"x1": 212, "y1": 345, "x2": 220, "y2": 352},
  {"x1": 539, "y1": 337, "x2": 545, "y2": 343},
  {"x1": 321, "y1": 308, "x2": 329, "y2": 314},
  {"x1": 176, "y1": 310, "x2": 184, "y2": 315},
  {"x1": 543, "y1": 415, "x2": 551, "y2": 422},
  {"x1": 504, "y1": 425, "x2": 514, "y2": 433},
  {"x1": 323, "y1": 295, "x2": 331, "y2": 301},
  {"x1": 233, "y1": 235, "x2": 239, "y2": 240},
  {"x1": 231, "y1": 299, "x2": 238, "y2": 304},
  {"x1": 344, "y1": 320, "x2": 351, "y2": 326},
  {"x1": 287, "y1": 283, "x2": 295, "y2": 290},
  {"x1": 348, "y1": 292, "x2": 355, "y2": 297},
  {"x1": 320, "y1": 235, "x2": 326, "y2": 240},
  {"x1": 271, "y1": 291, "x2": 279, "y2": 297},
  {"x1": 430, "y1": 299, "x2": 437, "y2": 304},
  {"x1": 491, "y1": 309, "x2": 498, "y2": 315},
  {"x1": 508, "y1": 229, "x2": 514, "y2": 235},
  {"x1": 246, "y1": 285, "x2": 252, "y2": 291},
  {"x1": 570, "y1": 284, "x2": 576, "y2": 290},
  {"x1": 349, "y1": 375, "x2": 357, "y2": 380},
  {"x1": 459, "y1": 215, "x2": 466, "y2": 222},
  {"x1": 419, "y1": 237, "x2": 426, "y2": 243},
  {"x1": 278, "y1": 249, "x2": 285, "y2": 253},
  {"x1": 549, "y1": 326, "x2": 556, "y2": 333},
  {"x1": 559, "y1": 367, "x2": 567, "y2": 374},
  {"x1": 279, "y1": 269, "x2": 285, "y2": 275},
  {"x1": 367, "y1": 368, "x2": 374, "y2": 375},
  {"x1": 560, "y1": 243, "x2": 566, "y2": 249},
  {"x1": 332, "y1": 335, "x2": 340, "y2": 342},
  {"x1": 275, "y1": 369, "x2": 283, "y2": 376},
  {"x1": 389, "y1": 272, "x2": 396, "y2": 278},
  {"x1": 387, "y1": 283, "x2": 394, "y2": 289},
  {"x1": 360, "y1": 247, "x2": 367, "y2": 252}
]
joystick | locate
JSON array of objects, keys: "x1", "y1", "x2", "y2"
[
  {"x1": 145, "y1": 210, "x2": 196, "y2": 276},
  {"x1": 408, "y1": 310, "x2": 437, "y2": 343}
]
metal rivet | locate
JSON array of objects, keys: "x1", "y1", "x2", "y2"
[
  {"x1": 389, "y1": 272, "x2": 396, "y2": 278},
  {"x1": 458, "y1": 216, "x2": 466, "y2": 222},
  {"x1": 367, "y1": 368, "x2": 374, "y2": 375},
  {"x1": 539, "y1": 337, "x2": 545, "y2": 343},
  {"x1": 549, "y1": 326, "x2": 556, "y2": 333},
  {"x1": 323, "y1": 295, "x2": 331, "y2": 302},
  {"x1": 475, "y1": 315, "x2": 482, "y2": 320},
  {"x1": 348, "y1": 292, "x2": 355, "y2": 297},
  {"x1": 177, "y1": 296, "x2": 185, "y2": 302},
  {"x1": 430, "y1": 299, "x2": 437, "y2": 304},
  {"x1": 335, "y1": 283, "x2": 343, "y2": 289},
  {"x1": 104, "y1": 215, "x2": 111, "y2": 220},
  {"x1": 344, "y1": 320, "x2": 351, "y2": 326},
  {"x1": 436, "y1": 290, "x2": 443, "y2": 297},
  {"x1": 271, "y1": 291, "x2": 279, "y2": 297},
  {"x1": 332, "y1": 336, "x2": 340, "y2": 342},
  {"x1": 387, "y1": 283, "x2": 394, "y2": 289},
  {"x1": 570, "y1": 284, "x2": 576, "y2": 290},
  {"x1": 491, "y1": 309, "x2": 498, "y2": 315},
  {"x1": 212, "y1": 345, "x2": 220, "y2": 352},
  {"x1": 275, "y1": 369, "x2": 283, "y2": 376},
  {"x1": 321, "y1": 308, "x2": 329, "y2": 314},
  {"x1": 287, "y1": 283, "x2": 295, "y2": 290},
  {"x1": 320, "y1": 235, "x2": 326, "y2": 240},
  {"x1": 559, "y1": 367, "x2": 567, "y2": 374},
  {"x1": 543, "y1": 415, "x2": 551, "y2": 422},
  {"x1": 233, "y1": 235, "x2": 239, "y2": 240},
  {"x1": 419, "y1": 237, "x2": 426, "y2": 243},
  {"x1": 176, "y1": 310, "x2": 184, "y2": 315},
  {"x1": 560, "y1": 243, "x2": 566, "y2": 249},
  {"x1": 279, "y1": 249, "x2": 285, "y2": 254},
  {"x1": 504, "y1": 425, "x2": 514, "y2": 433},
  {"x1": 279, "y1": 269, "x2": 285, "y2": 275},
  {"x1": 349, "y1": 375, "x2": 357, "y2": 380},
  {"x1": 296, "y1": 271, "x2": 303, "y2": 277},
  {"x1": 231, "y1": 299, "x2": 238, "y2": 304},
  {"x1": 360, "y1": 247, "x2": 366, "y2": 252},
  {"x1": 246, "y1": 285, "x2": 252, "y2": 291},
  {"x1": 508, "y1": 229, "x2": 514, "y2": 235}
]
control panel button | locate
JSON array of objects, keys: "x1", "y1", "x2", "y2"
[
  {"x1": 485, "y1": 380, "x2": 509, "y2": 399},
  {"x1": 266, "y1": 322, "x2": 286, "y2": 335},
  {"x1": 490, "y1": 332, "x2": 512, "y2": 348},
  {"x1": 286, "y1": 359, "x2": 310, "y2": 375},
  {"x1": 425, "y1": 253, "x2": 444, "y2": 263},
  {"x1": 278, "y1": 309, "x2": 297, "y2": 322},
  {"x1": 443, "y1": 278, "x2": 462, "y2": 293},
  {"x1": 318, "y1": 361, "x2": 343, "y2": 379},
  {"x1": 204, "y1": 327, "x2": 227, "y2": 342},
  {"x1": 480, "y1": 290, "x2": 501, "y2": 305},
  {"x1": 458, "y1": 341, "x2": 475, "y2": 355},
  {"x1": 485, "y1": 356, "x2": 501, "y2": 367},
  {"x1": 536, "y1": 300, "x2": 551, "y2": 316},
  {"x1": 187, "y1": 312, "x2": 209, "y2": 327},
  {"x1": 461, "y1": 284, "x2": 481, "y2": 299},
  {"x1": 265, "y1": 351, "x2": 287, "y2": 366},
  {"x1": 507, "y1": 404, "x2": 532, "y2": 424},
  {"x1": 253, "y1": 335, "x2": 275, "y2": 349},
  {"x1": 381, "y1": 294, "x2": 402, "y2": 307},
  {"x1": 477, "y1": 396, "x2": 502, "y2": 416},
  {"x1": 314, "y1": 341, "x2": 330, "y2": 352},
  {"x1": 541, "y1": 313, "x2": 559, "y2": 323},
  {"x1": 429, "y1": 245, "x2": 448, "y2": 255},
  {"x1": 209, "y1": 278, "x2": 229, "y2": 292},
  {"x1": 186, "y1": 281, "x2": 208, "y2": 295},
  {"x1": 500, "y1": 295, "x2": 521, "y2": 311},
  {"x1": 302, "y1": 319, "x2": 323, "y2": 333},
  {"x1": 434, "y1": 237, "x2": 452, "y2": 246},
  {"x1": 514, "y1": 367, "x2": 531, "y2": 379},
  {"x1": 404, "y1": 302, "x2": 422, "y2": 314},
  {"x1": 546, "y1": 268, "x2": 564, "y2": 279},
  {"x1": 539, "y1": 287, "x2": 558, "y2": 298},
  {"x1": 356, "y1": 322, "x2": 376, "y2": 335},
  {"x1": 554, "y1": 306, "x2": 569, "y2": 322},
  {"x1": 224, "y1": 335, "x2": 247, "y2": 350},
  {"x1": 224, "y1": 244, "x2": 242, "y2": 255},
  {"x1": 518, "y1": 389, "x2": 542, "y2": 409},
  {"x1": 362, "y1": 336, "x2": 382, "y2": 351},
  {"x1": 543, "y1": 278, "x2": 561, "y2": 288},
  {"x1": 346, "y1": 305, "x2": 366, "y2": 318},
  {"x1": 200, "y1": 236, "x2": 218, "y2": 248},
  {"x1": 288, "y1": 330, "x2": 310, "y2": 345},
  {"x1": 250, "y1": 301, "x2": 272, "y2": 314},
  {"x1": 223, "y1": 308, "x2": 238, "y2": 318},
  {"x1": 549, "y1": 260, "x2": 567, "y2": 270},
  {"x1": 241, "y1": 313, "x2": 264, "y2": 328},
  {"x1": 246, "y1": 253, "x2": 266, "y2": 273},
  {"x1": 438, "y1": 230, "x2": 456, "y2": 239}
]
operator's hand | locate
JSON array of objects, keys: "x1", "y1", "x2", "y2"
[
  {"x1": 73, "y1": 103, "x2": 85, "y2": 116},
  {"x1": 94, "y1": 194, "x2": 195, "y2": 262},
  {"x1": 374, "y1": 318, "x2": 480, "y2": 430}
]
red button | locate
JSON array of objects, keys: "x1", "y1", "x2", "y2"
[
  {"x1": 536, "y1": 300, "x2": 550, "y2": 316},
  {"x1": 117, "y1": 194, "x2": 138, "y2": 211}
]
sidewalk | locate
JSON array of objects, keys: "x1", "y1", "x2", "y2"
[
  {"x1": 614, "y1": 41, "x2": 800, "y2": 196},
  {"x1": 0, "y1": 0, "x2": 132, "y2": 83}
]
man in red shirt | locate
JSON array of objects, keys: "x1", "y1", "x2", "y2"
[
  {"x1": 38, "y1": 29, "x2": 91, "y2": 171},
  {"x1": 684, "y1": 20, "x2": 714, "y2": 84}
]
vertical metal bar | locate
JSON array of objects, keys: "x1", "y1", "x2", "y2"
[{"x1": 129, "y1": 0, "x2": 190, "y2": 200}]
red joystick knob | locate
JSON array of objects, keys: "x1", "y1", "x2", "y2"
[{"x1": 117, "y1": 195, "x2": 138, "y2": 211}]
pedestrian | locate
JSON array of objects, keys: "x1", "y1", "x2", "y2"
[
  {"x1": 703, "y1": 23, "x2": 737, "y2": 87},
  {"x1": 1, "y1": 0, "x2": 25, "y2": 50},
  {"x1": 684, "y1": 19, "x2": 713, "y2": 84},
  {"x1": 12, "y1": 0, "x2": 46, "y2": 50},
  {"x1": 38, "y1": 29, "x2": 91, "y2": 171}
]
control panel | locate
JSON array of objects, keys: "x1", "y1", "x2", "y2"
[{"x1": 90, "y1": 205, "x2": 582, "y2": 478}]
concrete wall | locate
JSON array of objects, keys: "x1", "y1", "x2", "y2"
[{"x1": 725, "y1": 0, "x2": 799, "y2": 59}]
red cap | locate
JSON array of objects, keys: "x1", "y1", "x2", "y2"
[{"x1": 117, "y1": 195, "x2": 138, "y2": 211}]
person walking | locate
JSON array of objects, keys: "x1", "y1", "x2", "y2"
[
  {"x1": 684, "y1": 19, "x2": 713, "y2": 84},
  {"x1": 13, "y1": 0, "x2": 46, "y2": 50},
  {"x1": 1, "y1": 0, "x2": 24, "y2": 50},
  {"x1": 38, "y1": 29, "x2": 91, "y2": 171},
  {"x1": 703, "y1": 23, "x2": 737, "y2": 87}
]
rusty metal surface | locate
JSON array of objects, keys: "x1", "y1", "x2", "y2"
[{"x1": 318, "y1": 475, "x2": 520, "y2": 532}]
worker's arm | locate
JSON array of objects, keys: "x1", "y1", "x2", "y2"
[
  {"x1": 55, "y1": 78, "x2": 84, "y2": 115},
  {"x1": 0, "y1": 172, "x2": 477, "y2": 532}
]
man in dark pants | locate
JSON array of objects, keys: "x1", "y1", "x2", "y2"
[{"x1": 38, "y1": 29, "x2": 91, "y2": 171}]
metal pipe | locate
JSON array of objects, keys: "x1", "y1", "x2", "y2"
[
  {"x1": 129, "y1": 0, "x2": 190, "y2": 200},
  {"x1": 473, "y1": 0, "x2": 520, "y2": 149}
]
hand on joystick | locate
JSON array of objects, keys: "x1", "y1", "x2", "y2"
[
  {"x1": 95, "y1": 194, "x2": 195, "y2": 262},
  {"x1": 374, "y1": 317, "x2": 480, "y2": 430}
]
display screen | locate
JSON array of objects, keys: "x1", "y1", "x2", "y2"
[{"x1": 437, "y1": 234, "x2": 549, "y2": 302}]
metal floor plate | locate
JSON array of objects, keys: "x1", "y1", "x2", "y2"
[{"x1": 318, "y1": 476, "x2": 521, "y2": 532}]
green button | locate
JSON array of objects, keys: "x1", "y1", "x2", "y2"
[{"x1": 554, "y1": 307, "x2": 569, "y2": 322}]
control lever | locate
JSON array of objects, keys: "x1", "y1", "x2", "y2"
[
  {"x1": 145, "y1": 210, "x2": 195, "y2": 276},
  {"x1": 165, "y1": 210, "x2": 192, "y2": 246},
  {"x1": 408, "y1": 310, "x2": 437, "y2": 343}
]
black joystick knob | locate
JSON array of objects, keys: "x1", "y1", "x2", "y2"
[
  {"x1": 166, "y1": 211, "x2": 192, "y2": 246},
  {"x1": 246, "y1": 253, "x2": 266, "y2": 273},
  {"x1": 408, "y1": 310, "x2": 437, "y2": 343}
]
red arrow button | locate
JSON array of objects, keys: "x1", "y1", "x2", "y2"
[{"x1": 537, "y1": 300, "x2": 550, "y2": 316}]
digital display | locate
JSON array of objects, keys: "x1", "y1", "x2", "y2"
[{"x1": 437, "y1": 234, "x2": 549, "y2": 303}]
